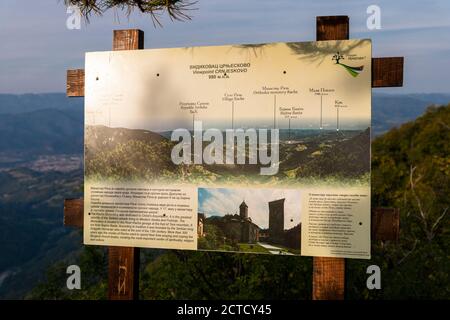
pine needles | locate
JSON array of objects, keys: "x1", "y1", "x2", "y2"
[{"x1": 64, "y1": 0, "x2": 197, "y2": 26}]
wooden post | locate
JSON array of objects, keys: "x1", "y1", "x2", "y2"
[
  {"x1": 108, "y1": 246, "x2": 140, "y2": 300},
  {"x1": 312, "y1": 15, "x2": 403, "y2": 300},
  {"x1": 313, "y1": 15, "x2": 349, "y2": 300},
  {"x1": 316, "y1": 16, "x2": 349, "y2": 40},
  {"x1": 65, "y1": 29, "x2": 145, "y2": 300},
  {"x1": 113, "y1": 30, "x2": 144, "y2": 51},
  {"x1": 313, "y1": 257, "x2": 345, "y2": 300},
  {"x1": 105, "y1": 29, "x2": 144, "y2": 300},
  {"x1": 65, "y1": 16, "x2": 403, "y2": 300}
]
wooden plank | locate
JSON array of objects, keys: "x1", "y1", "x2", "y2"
[
  {"x1": 64, "y1": 200, "x2": 400, "y2": 241},
  {"x1": 108, "y1": 246, "x2": 140, "y2": 300},
  {"x1": 65, "y1": 59, "x2": 405, "y2": 98},
  {"x1": 66, "y1": 37, "x2": 403, "y2": 99},
  {"x1": 372, "y1": 57, "x2": 404, "y2": 87},
  {"x1": 63, "y1": 198, "x2": 83, "y2": 227},
  {"x1": 66, "y1": 69, "x2": 84, "y2": 97},
  {"x1": 113, "y1": 29, "x2": 144, "y2": 50},
  {"x1": 316, "y1": 16, "x2": 349, "y2": 41},
  {"x1": 105, "y1": 29, "x2": 144, "y2": 301},
  {"x1": 313, "y1": 257, "x2": 345, "y2": 300},
  {"x1": 372, "y1": 207, "x2": 400, "y2": 241},
  {"x1": 313, "y1": 14, "x2": 349, "y2": 301}
]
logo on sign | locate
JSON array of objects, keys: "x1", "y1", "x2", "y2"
[{"x1": 332, "y1": 51, "x2": 365, "y2": 77}]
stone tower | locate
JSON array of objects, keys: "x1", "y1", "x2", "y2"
[
  {"x1": 239, "y1": 201, "x2": 248, "y2": 219},
  {"x1": 269, "y1": 198, "x2": 285, "y2": 244}
]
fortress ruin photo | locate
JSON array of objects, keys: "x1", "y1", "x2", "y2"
[{"x1": 198, "y1": 192, "x2": 301, "y2": 255}]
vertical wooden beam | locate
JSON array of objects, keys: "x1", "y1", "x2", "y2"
[
  {"x1": 312, "y1": 15, "x2": 349, "y2": 301},
  {"x1": 313, "y1": 257, "x2": 345, "y2": 300},
  {"x1": 107, "y1": 29, "x2": 144, "y2": 301},
  {"x1": 113, "y1": 29, "x2": 145, "y2": 51},
  {"x1": 108, "y1": 246, "x2": 140, "y2": 300},
  {"x1": 316, "y1": 16, "x2": 349, "y2": 41}
]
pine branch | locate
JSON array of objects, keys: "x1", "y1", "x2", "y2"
[{"x1": 64, "y1": 0, "x2": 197, "y2": 26}]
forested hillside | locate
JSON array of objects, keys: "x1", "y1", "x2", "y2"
[{"x1": 28, "y1": 105, "x2": 450, "y2": 300}]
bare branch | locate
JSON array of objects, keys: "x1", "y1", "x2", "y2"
[
  {"x1": 398, "y1": 239, "x2": 418, "y2": 265},
  {"x1": 431, "y1": 207, "x2": 448, "y2": 233},
  {"x1": 438, "y1": 120, "x2": 450, "y2": 130},
  {"x1": 410, "y1": 165, "x2": 426, "y2": 221},
  {"x1": 409, "y1": 164, "x2": 434, "y2": 241}
]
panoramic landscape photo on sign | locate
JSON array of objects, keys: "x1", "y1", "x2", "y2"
[{"x1": 84, "y1": 39, "x2": 372, "y2": 259}]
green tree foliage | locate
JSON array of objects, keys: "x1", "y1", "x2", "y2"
[
  {"x1": 346, "y1": 105, "x2": 450, "y2": 299},
  {"x1": 197, "y1": 223, "x2": 225, "y2": 250},
  {"x1": 28, "y1": 245, "x2": 108, "y2": 300},
  {"x1": 140, "y1": 251, "x2": 312, "y2": 299},
  {"x1": 86, "y1": 139, "x2": 175, "y2": 181}
]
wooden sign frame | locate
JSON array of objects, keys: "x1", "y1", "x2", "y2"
[{"x1": 65, "y1": 15, "x2": 403, "y2": 300}]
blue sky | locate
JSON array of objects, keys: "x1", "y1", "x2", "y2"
[{"x1": 0, "y1": 0, "x2": 449, "y2": 94}]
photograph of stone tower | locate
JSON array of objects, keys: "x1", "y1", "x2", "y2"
[
  {"x1": 269, "y1": 199, "x2": 285, "y2": 244},
  {"x1": 197, "y1": 188, "x2": 301, "y2": 255}
]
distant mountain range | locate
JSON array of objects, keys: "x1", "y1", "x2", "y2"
[
  {"x1": 0, "y1": 94, "x2": 82, "y2": 169},
  {"x1": 0, "y1": 108, "x2": 83, "y2": 155},
  {"x1": 1, "y1": 93, "x2": 449, "y2": 163},
  {"x1": 0, "y1": 168, "x2": 82, "y2": 298},
  {"x1": 0, "y1": 93, "x2": 83, "y2": 114},
  {"x1": 372, "y1": 93, "x2": 450, "y2": 135}
]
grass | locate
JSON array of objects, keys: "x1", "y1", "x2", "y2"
[
  {"x1": 258, "y1": 242, "x2": 301, "y2": 255},
  {"x1": 237, "y1": 243, "x2": 270, "y2": 254},
  {"x1": 274, "y1": 245, "x2": 301, "y2": 255}
]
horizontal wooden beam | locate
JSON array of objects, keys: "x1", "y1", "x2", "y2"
[
  {"x1": 63, "y1": 198, "x2": 84, "y2": 228},
  {"x1": 64, "y1": 198, "x2": 400, "y2": 241},
  {"x1": 372, "y1": 207, "x2": 400, "y2": 241},
  {"x1": 66, "y1": 69, "x2": 84, "y2": 97},
  {"x1": 66, "y1": 56, "x2": 404, "y2": 98},
  {"x1": 372, "y1": 57, "x2": 404, "y2": 87}
]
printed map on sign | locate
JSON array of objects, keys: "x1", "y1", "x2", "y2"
[{"x1": 84, "y1": 39, "x2": 372, "y2": 259}]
